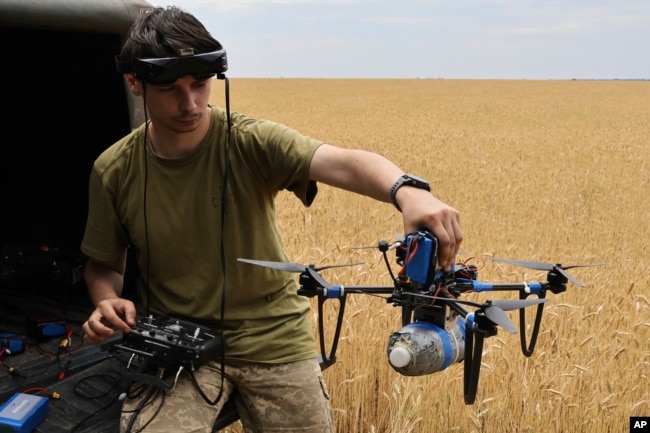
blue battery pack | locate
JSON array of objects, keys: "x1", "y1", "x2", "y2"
[
  {"x1": 404, "y1": 232, "x2": 439, "y2": 285},
  {"x1": 0, "y1": 393, "x2": 49, "y2": 433}
]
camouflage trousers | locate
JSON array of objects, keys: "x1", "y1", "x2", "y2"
[{"x1": 120, "y1": 357, "x2": 335, "y2": 433}]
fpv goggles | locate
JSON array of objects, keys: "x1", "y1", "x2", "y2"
[{"x1": 116, "y1": 48, "x2": 228, "y2": 84}]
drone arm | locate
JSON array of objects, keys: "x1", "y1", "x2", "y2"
[
  {"x1": 382, "y1": 249, "x2": 397, "y2": 281},
  {"x1": 458, "y1": 279, "x2": 545, "y2": 296},
  {"x1": 426, "y1": 289, "x2": 472, "y2": 319},
  {"x1": 446, "y1": 298, "x2": 472, "y2": 318}
]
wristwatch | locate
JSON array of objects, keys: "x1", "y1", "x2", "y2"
[{"x1": 390, "y1": 174, "x2": 431, "y2": 212}]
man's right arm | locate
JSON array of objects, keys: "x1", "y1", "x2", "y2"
[
  {"x1": 82, "y1": 252, "x2": 137, "y2": 344},
  {"x1": 84, "y1": 254, "x2": 127, "y2": 304}
]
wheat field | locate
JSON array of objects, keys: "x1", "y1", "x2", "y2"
[{"x1": 211, "y1": 79, "x2": 650, "y2": 433}]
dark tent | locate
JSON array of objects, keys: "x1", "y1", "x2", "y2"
[
  {"x1": 0, "y1": 0, "x2": 150, "y2": 249},
  {"x1": 0, "y1": 3, "x2": 151, "y2": 431}
]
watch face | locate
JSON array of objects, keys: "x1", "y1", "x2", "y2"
[{"x1": 405, "y1": 174, "x2": 430, "y2": 187}]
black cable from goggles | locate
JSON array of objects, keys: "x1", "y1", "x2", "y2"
[
  {"x1": 141, "y1": 84, "x2": 151, "y2": 318},
  {"x1": 139, "y1": 74, "x2": 232, "y2": 407},
  {"x1": 214, "y1": 75, "x2": 232, "y2": 406}
]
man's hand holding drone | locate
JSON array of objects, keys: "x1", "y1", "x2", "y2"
[{"x1": 396, "y1": 188, "x2": 463, "y2": 272}]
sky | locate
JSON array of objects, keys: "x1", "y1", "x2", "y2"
[{"x1": 160, "y1": 0, "x2": 648, "y2": 80}]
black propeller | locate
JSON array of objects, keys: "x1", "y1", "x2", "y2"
[
  {"x1": 237, "y1": 258, "x2": 363, "y2": 368},
  {"x1": 237, "y1": 258, "x2": 363, "y2": 273},
  {"x1": 490, "y1": 257, "x2": 605, "y2": 288},
  {"x1": 480, "y1": 299, "x2": 548, "y2": 333},
  {"x1": 458, "y1": 296, "x2": 547, "y2": 404},
  {"x1": 237, "y1": 258, "x2": 364, "y2": 292},
  {"x1": 238, "y1": 258, "x2": 305, "y2": 273}
]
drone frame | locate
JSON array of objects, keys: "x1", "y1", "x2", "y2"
[{"x1": 237, "y1": 241, "x2": 602, "y2": 405}]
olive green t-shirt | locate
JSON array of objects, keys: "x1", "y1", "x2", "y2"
[{"x1": 81, "y1": 106, "x2": 323, "y2": 363}]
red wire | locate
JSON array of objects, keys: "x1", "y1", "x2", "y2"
[{"x1": 21, "y1": 387, "x2": 51, "y2": 395}]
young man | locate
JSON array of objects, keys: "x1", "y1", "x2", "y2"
[{"x1": 81, "y1": 6, "x2": 463, "y2": 432}]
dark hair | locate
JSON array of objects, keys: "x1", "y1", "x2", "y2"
[{"x1": 120, "y1": 6, "x2": 222, "y2": 61}]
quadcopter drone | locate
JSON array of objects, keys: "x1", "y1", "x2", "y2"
[{"x1": 239, "y1": 230, "x2": 604, "y2": 404}]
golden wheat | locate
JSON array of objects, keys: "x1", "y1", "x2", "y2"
[{"x1": 212, "y1": 79, "x2": 650, "y2": 433}]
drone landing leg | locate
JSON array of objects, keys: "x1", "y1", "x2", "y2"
[
  {"x1": 317, "y1": 292, "x2": 346, "y2": 367},
  {"x1": 463, "y1": 328, "x2": 480, "y2": 404},
  {"x1": 464, "y1": 317, "x2": 497, "y2": 404},
  {"x1": 519, "y1": 291, "x2": 546, "y2": 357}
]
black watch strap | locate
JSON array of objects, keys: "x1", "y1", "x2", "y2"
[{"x1": 390, "y1": 174, "x2": 431, "y2": 212}]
